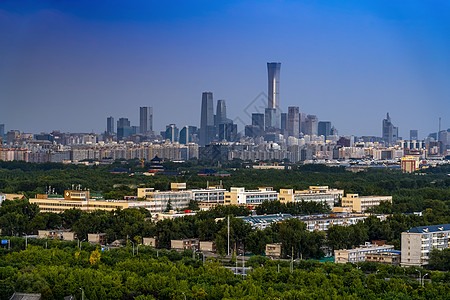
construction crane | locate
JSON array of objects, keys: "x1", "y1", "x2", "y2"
[{"x1": 138, "y1": 159, "x2": 145, "y2": 168}]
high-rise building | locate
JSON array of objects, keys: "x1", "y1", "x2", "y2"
[
  {"x1": 410, "y1": 130, "x2": 418, "y2": 140},
  {"x1": 318, "y1": 121, "x2": 332, "y2": 140},
  {"x1": 106, "y1": 117, "x2": 115, "y2": 134},
  {"x1": 200, "y1": 92, "x2": 215, "y2": 146},
  {"x1": 117, "y1": 118, "x2": 132, "y2": 139},
  {"x1": 218, "y1": 123, "x2": 237, "y2": 141},
  {"x1": 140, "y1": 107, "x2": 153, "y2": 135},
  {"x1": 299, "y1": 113, "x2": 306, "y2": 135},
  {"x1": 287, "y1": 107, "x2": 300, "y2": 137},
  {"x1": 267, "y1": 62, "x2": 281, "y2": 109},
  {"x1": 304, "y1": 115, "x2": 318, "y2": 136},
  {"x1": 382, "y1": 113, "x2": 398, "y2": 145},
  {"x1": 165, "y1": 124, "x2": 179, "y2": 142},
  {"x1": 215, "y1": 100, "x2": 227, "y2": 126},
  {"x1": 179, "y1": 126, "x2": 190, "y2": 144},
  {"x1": 265, "y1": 62, "x2": 281, "y2": 130}
]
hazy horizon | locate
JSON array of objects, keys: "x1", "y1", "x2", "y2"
[{"x1": 1, "y1": 0, "x2": 449, "y2": 139}]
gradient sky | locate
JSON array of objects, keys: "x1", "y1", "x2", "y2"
[{"x1": 1, "y1": 0, "x2": 449, "y2": 139}]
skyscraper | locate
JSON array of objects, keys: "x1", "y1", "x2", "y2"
[
  {"x1": 304, "y1": 115, "x2": 319, "y2": 136},
  {"x1": 410, "y1": 130, "x2": 418, "y2": 140},
  {"x1": 265, "y1": 62, "x2": 281, "y2": 130},
  {"x1": 0, "y1": 124, "x2": 4, "y2": 139},
  {"x1": 106, "y1": 116, "x2": 114, "y2": 134},
  {"x1": 287, "y1": 107, "x2": 300, "y2": 137},
  {"x1": 267, "y1": 62, "x2": 281, "y2": 109},
  {"x1": 281, "y1": 113, "x2": 287, "y2": 134},
  {"x1": 215, "y1": 100, "x2": 227, "y2": 125},
  {"x1": 117, "y1": 118, "x2": 132, "y2": 139},
  {"x1": 382, "y1": 113, "x2": 398, "y2": 145},
  {"x1": 165, "y1": 124, "x2": 179, "y2": 142},
  {"x1": 140, "y1": 107, "x2": 153, "y2": 135},
  {"x1": 318, "y1": 121, "x2": 332, "y2": 140},
  {"x1": 200, "y1": 92, "x2": 215, "y2": 146}
]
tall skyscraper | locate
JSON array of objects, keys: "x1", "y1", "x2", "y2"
[
  {"x1": 287, "y1": 107, "x2": 300, "y2": 137},
  {"x1": 117, "y1": 118, "x2": 132, "y2": 139},
  {"x1": 179, "y1": 126, "x2": 190, "y2": 144},
  {"x1": 410, "y1": 130, "x2": 418, "y2": 140},
  {"x1": 106, "y1": 116, "x2": 115, "y2": 134},
  {"x1": 281, "y1": 113, "x2": 287, "y2": 134},
  {"x1": 382, "y1": 113, "x2": 398, "y2": 145},
  {"x1": 200, "y1": 92, "x2": 215, "y2": 146},
  {"x1": 215, "y1": 100, "x2": 227, "y2": 125},
  {"x1": 266, "y1": 62, "x2": 281, "y2": 130},
  {"x1": 0, "y1": 124, "x2": 4, "y2": 139},
  {"x1": 267, "y1": 62, "x2": 281, "y2": 109},
  {"x1": 140, "y1": 107, "x2": 153, "y2": 135},
  {"x1": 318, "y1": 121, "x2": 332, "y2": 140}
]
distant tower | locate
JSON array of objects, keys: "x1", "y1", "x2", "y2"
[
  {"x1": 140, "y1": 107, "x2": 153, "y2": 135},
  {"x1": 410, "y1": 130, "x2": 418, "y2": 140},
  {"x1": 165, "y1": 124, "x2": 179, "y2": 143},
  {"x1": 216, "y1": 100, "x2": 227, "y2": 125},
  {"x1": 318, "y1": 121, "x2": 332, "y2": 140},
  {"x1": 287, "y1": 107, "x2": 300, "y2": 137},
  {"x1": 117, "y1": 118, "x2": 131, "y2": 139},
  {"x1": 106, "y1": 116, "x2": 115, "y2": 134},
  {"x1": 304, "y1": 115, "x2": 319, "y2": 136},
  {"x1": 200, "y1": 92, "x2": 215, "y2": 146},
  {"x1": 179, "y1": 126, "x2": 190, "y2": 144},
  {"x1": 382, "y1": 113, "x2": 398, "y2": 145},
  {"x1": 267, "y1": 62, "x2": 281, "y2": 109}
]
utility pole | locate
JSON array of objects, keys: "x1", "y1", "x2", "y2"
[
  {"x1": 290, "y1": 246, "x2": 294, "y2": 273},
  {"x1": 227, "y1": 215, "x2": 230, "y2": 256}
]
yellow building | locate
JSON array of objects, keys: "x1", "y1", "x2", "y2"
[
  {"x1": 401, "y1": 156, "x2": 420, "y2": 173},
  {"x1": 341, "y1": 194, "x2": 392, "y2": 213}
]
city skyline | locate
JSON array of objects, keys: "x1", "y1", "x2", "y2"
[{"x1": 1, "y1": 1, "x2": 449, "y2": 138}]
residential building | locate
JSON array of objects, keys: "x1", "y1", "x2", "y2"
[
  {"x1": 106, "y1": 116, "x2": 115, "y2": 135},
  {"x1": 401, "y1": 224, "x2": 450, "y2": 267},
  {"x1": 341, "y1": 194, "x2": 392, "y2": 213},
  {"x1": 137, "y1": 187, "x2": 191, "y2": 214},
  {"x1": 366, "y1": 251, "x2": 401, "y2": 265},
  {"x1": 199, "y1": 241, "x2": 215, "y2": 252},
  {"x1": 193, "y1": 186, "x2": 226, "y2": 208},
  {"x1": 401, "y1": 156, "x2": 420, "y2": 173},
  {"x1": 143, "y1": 237, "x2": 157, "y2": 247},
  {"x1": 171, "y1": 238, "x2": 199, "y2": 250},
  {"x1": 88, "y1": 233, "x2": 106, "y2": 245},
  {"x1": 335, "y1": 242, "x2": 395, "y2": 264}
]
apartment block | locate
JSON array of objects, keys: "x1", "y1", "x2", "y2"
[
  {"x1": 171, "y1": 238, "x2": 199, "y2": 250},
  {"x1": 225, "y1": 187, "x2": 278, "y2": 206},
  {"x1": 401, "y1": 224, "x2": 450, "y2": 267}
]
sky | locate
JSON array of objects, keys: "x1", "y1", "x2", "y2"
[{"x1": 1, "y1": 0, "x2": 449, "y2": 139}]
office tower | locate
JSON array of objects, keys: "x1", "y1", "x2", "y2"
[
  {"x1": 252, "y1": 113, "x2": 264, "y2": 130},
  {"x1": 219, "y1": 123, "x2": 237, "y2": 141},
  {"x1": 281, "y1": 113, "x2": 287, "y2": 134},
  {"x1": 117, "y1": 118, "x2": 132, "y2": 139},
  {"x1": 265, "y1": 62, "x2": 281, "y2": 130},
  {"x1": 287, "y1": 107, "x2": 300, "y2": 137},
  {"x1": 410, "y1": 130, "x2": 418, "y2": 140},
  {"x1": 0, "y1": 124, "x2": 4, "y2": 139},
  {"x1": 179, "y1": 126, "x2": 190, "y2": 144},
  {"x1": 382, "y1": 113, "x2": 398, "y2": 145},
  {"x1": 267, "y1": 62, "x2": 281, "y2": 109},
  {"x1": 304, "y1": 115, "x2": 318, "y2": 136},
  {"x1": 165, "y1": 124, "x2": 179, "y2": 142},
  {"x1": 140, "y1": 107, "x2": 153, "y2": 135},
  {"x1": 106, "y1": 117, "x2": 115, "y2": 134},
  {"x1": 299, "y1": 113, "x2": 306, "y2": 135},
  {"x1": 200, "y1": 92, "x2": 215, "y2": 146},
  {"x1": 216, "y1": 100, "x2": 227, "y2": 125},
  {"x1": 318, "y1": 121, "x2": 332, "y2": 140}
]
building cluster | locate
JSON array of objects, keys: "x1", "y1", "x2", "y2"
[{"x1": 28, "y1": 184, "x2": 391, "y2": 216}]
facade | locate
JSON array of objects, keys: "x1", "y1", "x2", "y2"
[
  {"x1": 341, "y1": 194, "x2": 392, "y2": 213},
  {"x1": 193, "y1": 186, "x2": 226, "y2": 208},
  {"x1": 215, "y1": 100, "x2": 227, "y2": 126},
  {"x1": 165, "y1": 124, "x2": 179, "y2": 142},
  {"x1": 304, "y1": 115, "x2": 318, "y2": 136},
  {"x1": 143, "y1": 237, "x2": 157, "y2": 247},
  {"x1": 139, "y1": 106, "x2": 153, "y2": 135},
  {"x1": 278, "y1": 186, "x2": 343, "y2": 209},
  {"x1": 137, "y1": 188, "x2": 191, "y2": 214},
  {"x1": 265, "y1": 107, "x2": 279, "y2": 130},
  {"x1": 88, "y1": 233, "x2": 106, "y2": 245},
  {"x1": 335, "y1": 243, "x2": 395, "y2": 264},
  {"x1": 297, "y1": 213, "x2": 369, "y2": 232},
  {"x1": 171, "y1": 238, "x2": 199, "y2": 250},
  {"x1": 252, "y1": 113, "x2": 265, "y2": 136},
  {"x1": 318, "y1": 121, "x2": 332, "y2": 140},
  {"x1": 199, "y1": 241, "x2": 215, "y2": 252},
  {"x1": 117, "y1": 118, "x2": 132, "y2": 139},
  {"x1": 382, "y1": 113, "x2": 398, "y2": 145},
  {"x1": 410, "y1": 130, "x2": 418, "y2": 140},
  {"x1": 200, "y1": 92, "x2": 215, "y2": 146},
  {"x1": 401, "y1": 224, "x2": 450, "y2": 267},
  {"x1": 225, "y1": 187, "x2": 278, "y2": 206},
  {"x1": 287, "y1": 106, "x2": 300, "y2": 137},
  {"x1": 401, "y1": 156, "x2": 420, "y2": 173},
  {"x1": 238, "y1": 214, "x2": 293, "y2": 230}
]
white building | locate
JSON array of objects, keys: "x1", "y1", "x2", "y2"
[{"x1": 335, "y1": 243, "x2": 395, "y2": 264}]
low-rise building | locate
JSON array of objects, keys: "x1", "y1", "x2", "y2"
[
  {"x1": 171, "y1": 238, "x2": 199, "y2": 250},
  {"x1": 334, "y1": 242, "x2": 395, "y2": 264},
  {"x1": 341, "y1": 194, "x2": 392, "y2": 213},
  {"x1": 225, "y1": 187, "x2": 278, "y2": 206},
  {"x1": 401, "y1": 156, "x2": 420, "y2": 173},
  {"x1": 401, "y1": 224, "x2": 450, "y2": 267},
  {"x1": 366, "y1": 250, "x2": 401, "y2": 265},
  {"x1": 137, "y1": 187, "x2": 192, "y2": 214},
  {"x1": 38, "y1": 230, "x2": 59, "y2": 239},
  {"x1": 238, "y1": 214, "x2": 292, "y2": 230},
  {"x1": 199, "y1": 241, "x2": 215, "y2": 252},
  {"x1": 143, "y1": 237, "x2": 157, "y2": 247},
  {"x1": 265, "y1": 243, "x2": 282, "y2": 258},
  {"x1": 297, "y1": 213, "x2": 368, "y2": 232},
  {"x1": 88, "y1": 233, "x2": 106, "y2": 245}
]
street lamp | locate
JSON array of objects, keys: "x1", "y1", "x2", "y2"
[
  {"x1": 79, "y1": 288, "x2": 85, "y2": 300},
  {"x1": 181, "y1": 292, "x2": 186, "y2": 300},
  {"x1": 422, "y1": 273, "x2": 428, "y2": 287},
  {"x1": 130, "y1": 241, "x2": 135, "y2": 256}
]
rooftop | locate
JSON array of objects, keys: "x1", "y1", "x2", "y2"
[{"x1": 405, "y1": 224, "x2": 450, "y2": 234}]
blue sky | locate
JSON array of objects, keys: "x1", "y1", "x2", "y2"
[{"x1": 1, "y1": 0, "x2": 449, "y2": 138}]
